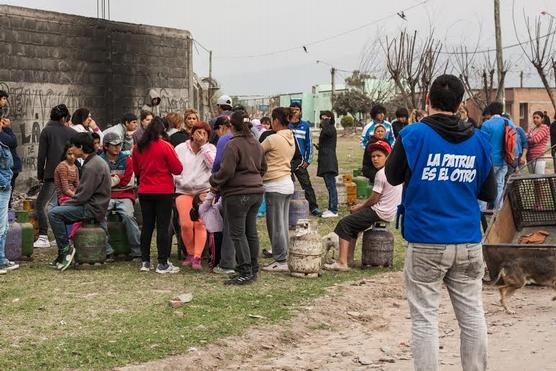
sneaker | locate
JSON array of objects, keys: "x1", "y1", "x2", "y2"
[
  {"x1": 262, "y1": 249, "x2": 273, "y2": 258},
  {"x1": 33, "y1": 235, "x2": 51, "y2": 248},
  {"x1": 59, "y1": 245, "x2": 76, "y2": 272},
  {"x1": 105, "y1": 254, "x2": 115, "y2": 263},
  {"x1": 155, "y1": 262, "x2": 180, "y2": 274},
  {"x1": 224, "y1": 274, "x2": 255, "y2": 285},
  {"x1": 0, "y1": 261, "x2": 19, "y2": 271},
  {"x1": 49, "y1": 255, "x2": 64, "y2": 268},
  {"x1": 321, "y1": 210, "x2": 339, "y2": 218},
  {"x1": 181, "y1": 255, "x2": 194, "y2": 267},
  {"x1": 140, "y1": 261, "x2": 151, "y2": 272},
  {"x1": 262, "y1": 261, "x2": 289, "y2": 272},
  {"x1": 213, "y1": 265, "x2": 235, "y2": 274},
  {"x1": 191, "y1": 257, "x2": 202, "y2": 271},
  {"x1": 0, "y1": 268, "x2": 6, "y2": 275},
  {"x1": 311, "y1": 208, "x2": 322, "y2": 217}
]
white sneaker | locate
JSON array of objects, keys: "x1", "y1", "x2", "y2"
[
  {"x1": 33, "y1": 235, "x2": 51, "y2": 248},
  {"x1": 0, "y1": 268, "x2": 7, "y2": 275},
  {"x1": 321, "y1": 210, "x2": 339, "y2": 218},
  {"x1": 262, "y1": 261, "x2": 289, "y2": 272},
  {"x1": 3, "y1": 261, "x2": 20, "y2": 271},
  {"x1": 139, "y1": 262, "x2": 151, "y2": 272}
]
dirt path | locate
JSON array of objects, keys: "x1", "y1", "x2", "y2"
[{"x1": 120, "y1": 272, "x2": 556, "y2": 371}]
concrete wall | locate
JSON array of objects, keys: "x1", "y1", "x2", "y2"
[{"x1": 0, "y1": 5, "x2": 193, "y2": 187}]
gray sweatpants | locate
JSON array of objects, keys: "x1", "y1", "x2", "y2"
[
  {"x1": 404, "y1": 242, "x2": 487, "y2": 371},
  {"x1": 265, "y1": 192, "x2": 291, "y2": 262}
]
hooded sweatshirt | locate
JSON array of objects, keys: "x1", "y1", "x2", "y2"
[
  {"x1": 174, "y1": 140, "x2": 216, "y2": 195},
  {"x1": 260, "y1": 129, "x2": 295, "y2": 181},
  {"x1": 209, "y1": 133, "x2": 267, "y2": 197},
  {"x1": 385, "y1": 114, "x2": 497, "y2": 244}
]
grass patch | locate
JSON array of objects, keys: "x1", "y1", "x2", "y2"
[{"x1": 0, "y1": 135, "x2": 406, "y2": 370}]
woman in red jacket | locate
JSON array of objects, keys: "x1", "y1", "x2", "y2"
[
  {"x1": 132, "y1": 117, "x2": 183, "y2": 274},
  {"x1": 527, "y1": 111, "x2": 550, "y2": 174}
]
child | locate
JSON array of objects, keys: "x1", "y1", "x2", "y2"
[
  {"x1": 54, "y1": 144, "x2": 79, "y2": 204},
  {"x1": 362, "y1": 125, "x2": 391, "y2": 183},
  {"x1": 194, "y1": 191, "x2": 223, "y2": 272},
  {"x1": 325, "y1": 140, "x2": 402, "y2": 271}
]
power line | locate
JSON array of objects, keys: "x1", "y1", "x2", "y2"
[
  {"x1": 439, "y1": 29, "x2": 556, "y2": 55},
  {"x1": 215, "y1": 0, "x2": 431, "y2": 59}
]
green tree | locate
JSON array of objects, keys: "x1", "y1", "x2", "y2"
[{"x1": 332, "y1": 89, "x2": 373, "y2": 116}]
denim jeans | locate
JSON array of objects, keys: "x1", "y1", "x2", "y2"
[
  {"x1": 404, "y1": 243, "x2": 487, "y2": 371},
  {"x1": 224, "y1": 193, "x2": 263, "y2": 276},
  {"x1": 265, "y1": 192, "x2": 291, "y2": 262},
  {"x1": 48, "y1": 204, "x2": 112, "y2": 256},
  {"x1": 36, "y1": 181, "x2": 57, "y2": 235},
  {"x1": 322, "y1": 173, "x2": 338, "y2": 213},
  {"x1": 0, "y1": 189, "x2": 10, "y2": 265},
  {"x1": 479, "y1": 164, "x2": 507, "y2": 211},
  {"x1": 108, "y1": 198, "x2": 141, "y2": 257}
]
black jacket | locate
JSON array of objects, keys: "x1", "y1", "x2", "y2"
[
  {"x1": 385, "y1": 114, "x2": 496, "y2": 203},
  {"x1": 550, "y1": 120, "x2": 556, "y2": 156},
  {"x1": 0, "y1": 127, "x2": 22, "y2": 173},
  {"x1": 316, "y1": 119, "x2": 338, "y2": 176},
  {"x1": 37, "y1": 120, "x2": 76, "y2": 181}
]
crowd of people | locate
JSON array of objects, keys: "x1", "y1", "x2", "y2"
[{"x1": 1, "y1": 75, "x2": 556, "y2": 369}]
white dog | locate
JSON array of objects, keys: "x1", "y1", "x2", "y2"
[{"x1": 321, "y1": 232, "x2": 340, "y2": 265}]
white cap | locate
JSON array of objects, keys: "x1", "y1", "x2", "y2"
[{"x1": 217, "y1": 95, "x2": 232, "y2": 107}]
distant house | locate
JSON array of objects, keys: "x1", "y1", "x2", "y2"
[{"x1": 466, "y1": 87, "x2": 556, "y2": 129}]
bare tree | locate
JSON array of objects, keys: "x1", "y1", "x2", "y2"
[
  {"x1": 515, "y1": 14, "x2": 556, "y2": 111},
  {"x1": 382, "y1": 30, "x2": 444, "y2": 110}
]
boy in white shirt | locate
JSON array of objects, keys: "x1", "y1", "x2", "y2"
[{"x1": 325, "y1": 140, "x2": 402, "y2": 271}]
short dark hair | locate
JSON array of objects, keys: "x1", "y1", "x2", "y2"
[
  {"x1": 429, "y1": 75, "x2": 465, "y2": 113},
  {"x1": 260, "y1": 116, "x2": 271, "y2": 124},
  {"x1": 370, "y1": 104, "x2": 387, "y2": 119},
  {"x1": 71, "y1": 108, "x2": 90, "y2": 126},
  {"x1": 395, "y1": 107, "x2": 409, "y2": 118},
  {"x1": 70, "y1": 132, "x2": 95, "y2": 154},
  {"x1": 289, "y1": 102, "x2": 302, "y2": 111},
  {"x1": 122, "y1": 112, "x2": 137, "y2": 124},
  {"x1": 0, "y1": 90, "x2": 8, "y2": 99},
  {"x1": 140, "y1": 110, "x2": 153, "y2": 121},
  {"x1": 213, "y1": 115, "x2": 231, "y2": 130},
  {"x1": 271, "y1": 107, "x2": 291, "y2": 127},
  {"x1": 484, "y1": 102, "x2": 504, "y2": 116},
  {"x1": 91, "y1": 132, "x2": 101, "y2": 141},
  {"x1": 50, "y1": 104, "x2": 70, "y2": 121}
]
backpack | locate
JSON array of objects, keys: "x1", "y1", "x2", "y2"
[{"x1": 502, "y1": 119, "x2": 518, "y2": 166}]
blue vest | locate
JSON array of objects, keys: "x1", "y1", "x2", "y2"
[{"x1": 399, "y1": 123, "x2": 492, "y2": 244}]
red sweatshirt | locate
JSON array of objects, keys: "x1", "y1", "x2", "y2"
[{"x1": 132, "y1": 139, "x2": 183, "y2": 194}]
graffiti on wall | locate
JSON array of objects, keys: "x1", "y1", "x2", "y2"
[
  {"x1": 2, "y1": 83, "x2": 81, "y2": 186},
  {"x1": 134, "y1": 88, "x2": 189, "y2": 116}
]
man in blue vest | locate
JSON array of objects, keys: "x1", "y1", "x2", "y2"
[{"x1": 385, "y1": 75, "x2": 496, "y2": 371}]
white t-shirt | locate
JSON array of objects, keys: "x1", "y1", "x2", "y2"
[
  {"x1": 263, "y1": 174, "x2": 294, "y2": 195},
  {"x1": 371, "y1": 168, "x2": 402, "y2": 221}
]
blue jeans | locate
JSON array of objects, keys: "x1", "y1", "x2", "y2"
[
  {"x1": 323, "y1": 174, "x2": 338, "y2": 213},
  {"x1": 108, "y1": 198, "x2": 141, "y2": 257},
  {"x1": 48, "y1": 204, "x2": 112, "y2": 255},
  {"x1": 479, "y1": 164, "x2": 507, "y2": 211},
  {"x1": 0, "y1": 189, "x2": 10, "y2": 265}
]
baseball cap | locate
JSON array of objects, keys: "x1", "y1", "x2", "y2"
[
  {"x1": 217, "y1": 95, "x2": 232, "y2": 107},
  {"x1": 103, "y1": 132, "x2": 122, "y2": 146},
  {"x1": 367, "y1": 140, "x2": 392, "y2": 155}
]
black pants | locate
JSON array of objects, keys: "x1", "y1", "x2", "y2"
[
  {"x1": 224, "y1": 193, "x2": 263, "y2": 276},
  {"x1": 8, "y1": 172, "x2": 18, "y2": 209},
  {"x1": 219, "y1": 199, "x2": 236, "y2": 270},
  {"x1": 334, "y1": 207, "x2": 382, "y2": 241},
  {"x1": 139, "y1": 193, "x2": 173, "y2": 265},
  {"x1": 36, "y1": 180, "x2": 56, "y2": 235},
  {"x1": 291, "y1": 158, "x2": 319, "y2": 212}
]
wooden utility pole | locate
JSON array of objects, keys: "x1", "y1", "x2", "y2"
[
  {"x1": 520, "y1": 71, "x2": 524, "y2": 88},
  {"x1": 494, "y1": 0, "x2": 505, "y2": 108},
  {"x1": 209, "y1": 50, "x2": 213, "y2": 80},
  {"x1": 331, "y1": 67, "x2": 336, "y2": 105}
]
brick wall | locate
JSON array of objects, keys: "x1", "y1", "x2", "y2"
[{"x1": 0, "y1": 5, "x2": 193, "y2": 188}]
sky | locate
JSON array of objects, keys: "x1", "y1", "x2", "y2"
[{"x1": 3, "y1": 0, "x2": 556, "y2": 96}]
